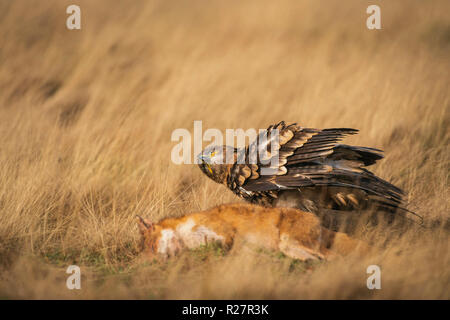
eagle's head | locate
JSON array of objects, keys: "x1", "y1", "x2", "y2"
[{"x1": 197, "y1": 145, "x2": 236, "y2": 185}]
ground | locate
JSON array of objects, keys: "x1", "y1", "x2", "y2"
[{"x1": 0, "y1": 0, "x2": 448, "y2": 299}]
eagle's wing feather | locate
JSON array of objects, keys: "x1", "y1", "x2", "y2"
[
  {"x1": 329, "y1": 144, "x2": 384, "y2": 166},
  {"x1": 229, "y1": 121, "x2": 402, "y2": 205}
]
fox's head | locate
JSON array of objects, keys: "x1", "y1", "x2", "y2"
[
  {"x1": 136, "y1": 216, "x2": 182, "y2": 259},
  {"x1": 137, "y1": 216, "x2": 159, "y2": 254}
]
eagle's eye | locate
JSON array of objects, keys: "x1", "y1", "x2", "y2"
[{"x1": 210, "y1": 151, "x2": 216, "y2": 157}]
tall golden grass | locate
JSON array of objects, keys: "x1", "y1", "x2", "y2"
[{"x1": 0, "y1": 0, "x2": 448, "y2": 299}]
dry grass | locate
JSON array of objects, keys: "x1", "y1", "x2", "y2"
[{"x1": 0, "y1": 0, "x2": 449, "y2": 299}]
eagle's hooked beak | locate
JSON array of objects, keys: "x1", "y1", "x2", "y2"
[
  {"x1": 198, "y1": 154, "x2": 213, "y2": 174},
  {"x1": 198, "y1": 154, "x2": 208, "y2": 162}
]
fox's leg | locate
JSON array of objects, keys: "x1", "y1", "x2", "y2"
[
  {"x1": 194, "y1": 224, "x2": 235, "y2": 250},
  {"x1": 201, "y1": 222, "x2": 235, "y2": 250},
  {"x1": 278, "y1": 233, "x2": 325, "y2": 261},
  {"x1": 276, "y1": 209, "x2": 326, "y2": 260},
  {"x1": 320, "y1": 228, "x2": 371, "y2": 258}
]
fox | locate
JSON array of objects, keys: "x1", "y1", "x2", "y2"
[{"x1": 137, "y1": 203, "x2": 370, "y2": 261}]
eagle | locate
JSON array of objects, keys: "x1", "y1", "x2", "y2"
[{"x1": 197, "y1": 121, "x2": 417, "y2": 224}]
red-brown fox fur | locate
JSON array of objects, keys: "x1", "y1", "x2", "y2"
[{"x1": 137, "y1": 203, "x2": 369, "y2": 261}]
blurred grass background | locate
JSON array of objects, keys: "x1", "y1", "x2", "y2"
[{"x1": 0, "y1": 0, "x2": 448, "y2": 299}]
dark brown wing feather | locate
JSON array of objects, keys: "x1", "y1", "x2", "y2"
[{"x1": 228, "y1": 121, "x2": 403, "y2": 206}]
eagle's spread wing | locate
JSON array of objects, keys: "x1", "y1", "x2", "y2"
[{"x1": 228, "y1": 121, "x2": 403, "y2": 206}]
